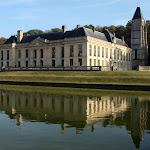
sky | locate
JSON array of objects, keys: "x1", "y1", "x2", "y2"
[{"x1": 0, "y1": 0, "x2": 150, "y2": 38}]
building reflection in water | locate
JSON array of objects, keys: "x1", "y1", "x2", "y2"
[{"x1": 0, "y1": 90, "x2": 150, "y2": 148}]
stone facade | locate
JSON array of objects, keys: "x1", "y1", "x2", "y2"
[{"x1": 0, "y1": 25, "x2": 132, "y2": 70}]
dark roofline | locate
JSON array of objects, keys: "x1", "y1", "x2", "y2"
[{"x1": 132, "y1": 7, "x2": 144, "y2": 20}]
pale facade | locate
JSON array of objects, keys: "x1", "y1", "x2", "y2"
[{"x1": 0, "y1": 25, "x2": 132, "y2": 70}]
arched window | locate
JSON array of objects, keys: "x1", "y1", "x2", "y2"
[{"x1": 40, "y1": 49, "x2": 43, "y2": 58}]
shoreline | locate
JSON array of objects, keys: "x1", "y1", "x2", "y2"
[{"x1": 0, "y1": 81, "x2": 150, "y2": 91}]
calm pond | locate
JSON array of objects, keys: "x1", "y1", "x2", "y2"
[{"x1": 0, "y1": 87, "x2": 150, "y2": 150}]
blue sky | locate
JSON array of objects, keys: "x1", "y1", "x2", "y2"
[{"x1": 0, "y1": 0, "x2": 150, "y2": 38}]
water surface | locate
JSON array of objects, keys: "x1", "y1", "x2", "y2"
[{"x1": 0, "y1": 87, "x2": 150, "y2": 150}]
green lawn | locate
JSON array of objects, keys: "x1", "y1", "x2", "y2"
[{"x1": 0, "y1": 71, "x2": 150, "y2": 86}]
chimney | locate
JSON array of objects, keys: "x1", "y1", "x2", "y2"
[
  {"x1": 17, "y1": 30, "x2": 23, "y2": 42},
  {"x1": 77, "y1": 25, "x2": 81, "y2": 28},
  {"x1": 92, "y1": 26, "x2": 95, "y2": 32},
  {"x1": 62, "y1": 25, "x2": 67, "y2": 33}
]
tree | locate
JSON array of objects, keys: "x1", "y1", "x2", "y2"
[
  {"x1": 0, "y1": 37, "x2": 8, "y2": 45},
  {"x1": 45, "y1": 28, "x2": 62, "y2": 33},
  {"x1": 24, "y1": 29, "x2": 44, "y2": 35}
]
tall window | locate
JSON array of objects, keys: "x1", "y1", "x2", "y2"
[
  {"x1": 34, "y1": 60, "x2": 36, "y2": 67},
  {"x1": 135, "y1": 49, "x2": 137, "y2": 59},
  {"x1": 78, "y1": 59, "x2": 82, "y2": 66},
  {"x1": 126, "y1": 53, "x2": 128, "y2": 61},
  {"x1": 7, "y1": 62, "x2": 9, "y2": 67},
  {"x1": 94, "y1": 59, "x2": 96, "y2": 66},
  {"x1": 70, "y1": 45, "x2": 74, "y2": 57},
  {"x1": 52, "y1": 60, "x2": 55, "y2": 67},
  {"x1": 70, "y1": 59, "x2": 73, "y2": 66},
  {"x1": 110, "y1": 49, "x2": 112, "y2": 59},
  {"x1": 40, "y1": 60, "x2": 43, "y2": 67},
  {"x1": 98, "y1": 60, "x2": 100, "y2": 66},
  {"x1": 121, "y1": 51, "x2": 122, "y2": 60},
  {"x1": 7, "y1": 50, "x2": 9, "y2": 60},
  {"x1": 129, "y1": 53, "x2": 131, "y2": 61},
  {"x1": 26, "y1": 49, "x2": 28, "y2": 58},
  {"x1": 1, "y1": 51, "x2": 3, "y2": 60},
  {"x1": 124, "y1": 52, "x2": 126, "y2": 61},
  {"x1": 26, "y1": 61, "x2": 28, "y2": 68},
  {"x1": 18, "y1": 50, "x2": 21, "y2": 58},
  {"x1": 89, "y1": 45, "x2": 92, "y2": 56},
  {"x1": 98, "y1": 47, "x2": 100, "y2": 57},
  {"x1": 90, "y1": 59, "x2": 92, "y2": 66},
  {"x1": 18, "y1": 61, "x2": 21, "y2": 67},
  {"x1": 41, "y1": 49, "x2": 43, "y2": 58},
  {"x1": 61, "y1": 47, "x2": 64, "y2": 58},
  {"x1": 94, "y1": 46, "x2": 96, "y2": 56},
  {"x1": 52, "y1": 47, "x2": 55, "y2": 58},
  {"x1": 102, "y1": 47, "x2": 104, "y2": 58},
  {"x1": 34, "y1": 50, "x2": 37, "y2": 58},
  {"x1": 117, "y1": 50, "x2": 119, "y2": 60},
  {"x1": 78, "y1": 44, "x2": 82, "y2": 57},
  {"x1": 62, "y1": 60, "x2": 64, "y2": 66},
  {"x1": 106, "y1": 48, "x2": 108, "y2": 58},
  {"x1": 114, "y1": 50, "x2": 116, "y2": 59}
]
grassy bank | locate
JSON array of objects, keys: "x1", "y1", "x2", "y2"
[
  {"x1": 0, "y1": 85, "x2": 150, "y2": 97},
  {"x1": 0, "y1": 71, "x2": 150, "y2": 86}
]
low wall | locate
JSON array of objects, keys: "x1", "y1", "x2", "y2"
[{"x1": 138, "y1": 66, "x2": 150, "y2": 71}]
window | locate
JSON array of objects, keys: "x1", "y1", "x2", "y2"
[
  {"x1": 40, "y1": 60, "x2": 43, "y2": 67},
  {"x1": 78, "y1": 44, "x2": 82, "y2": 57},
  {"x1": 1, "y1": 62, "x2": 3, "y2": 67},
  {"x1": 114, "y1": 50, "x2": 116, "y2": 59},
  {"x1": 18, "y1": 61, "x2": 21, "y2": 67},
  {"x1": 98, "y1": 60, "x2": 100, "y2": 66},
  {"x1": 62, "y1": 60, "x2": 64, "y2": 66},
  {"x1": 52, "y1": 47, "x2": 55, "y2": 58},
  {"x1": 52, "y1": 60, "x2": 55, "y2": 67},
  {"x1": 90, "y1": 59, "x2": 92, "y2": 66},
  {"x1": 26, "y1": 49, "x2": 28, "y2": 58},
  {"x1": 124, "y1": 52, "x2": 126, "y2": 61},
  {"x1": 89, "y1": 45, "x2": 92, "y2": 56},
  {"x1": 102, "y1": 47, "x2": 104, "y2": 58},
  {"x1": 94, "y1": 46, "x2": 96, "y2": 56},
  {"x1": 102, "y1": 60, "x2": 104, "y2": 66},
  {"x1": 41, "y1": 49, "x2": 43, "y2": 58},
  {"x1": 1, "y1": 51, "x2": 3, "y2": 60},
  {"x1": 7, "y1": 50, "x2": 9, "y2": 60},
  {"x1": 94, "y1": 59, "x2": 96, "y2": 66},
  {"x1": 121, "y1": 51, "x2": 122, "y2": 60},
  {"x1": 129, "y1": 53, "x2": 131, "y2": 61},
  {"x1": 70, "y1": 45, "x2": 74, "y2": 57},
  {"x1": 110, "y1": 49, "x2": 112, "y2": 59},
  {"x1": 70, "y1": 59, "x2": 73, "y2": 66},
  {"x1": 106, "y1": 48, "x2": 108, "y2": 58},
  {"x1": 34, "y1": 50, "x2": 37, "y2": 58},
  {"x1": 7, "y1": 62, "x2": 9, "y2": 67},
  {"x1": 34, "y1": 60, "x2": 36, "y2": 67},
  {"x1": 98, "y1": 47, "x2": 100, "y2": 57},
  {"x1": 18, "y1": 50, "x2": 21, "y2": 58},
  {"x1": 61, "y1": 47, "x2": 64, "y2": 58},
  {"x1": 135, "y1": 49, "x2": 137, "y2": 59},
  {"x1": 126, "y1": 53, "x2": 128, "y2": 61},
  {"x1": 78, "y1": 59, "x2": 82, "y2": 66},
  {"x1": 26, "y1": 61, "x2": 28, "y2": 68},
  {"x1": 117, "y1": 50, "x2": 119, "y2": 60}
]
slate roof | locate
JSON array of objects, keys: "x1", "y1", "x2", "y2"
[
  {"x1": 133, "y1": 7, "x2": 144, "y2": 20},
  {"x1": 4, "y1": 27, "x2": 128, "y2": 47}
]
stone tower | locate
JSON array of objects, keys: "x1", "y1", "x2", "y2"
[{"x1": 131, "y1": 7, "x2": 149, "y2": 69}]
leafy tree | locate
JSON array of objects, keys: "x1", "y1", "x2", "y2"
[
  {"x1": 25, "y1": 29, "x2": 44, "y2": 35},
  {"x1": 0, "y1": 37, "x2": 8, "y2": 45},
  {"x1": 45, "y1": 28, "x2": 62, "y2": 33}
]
